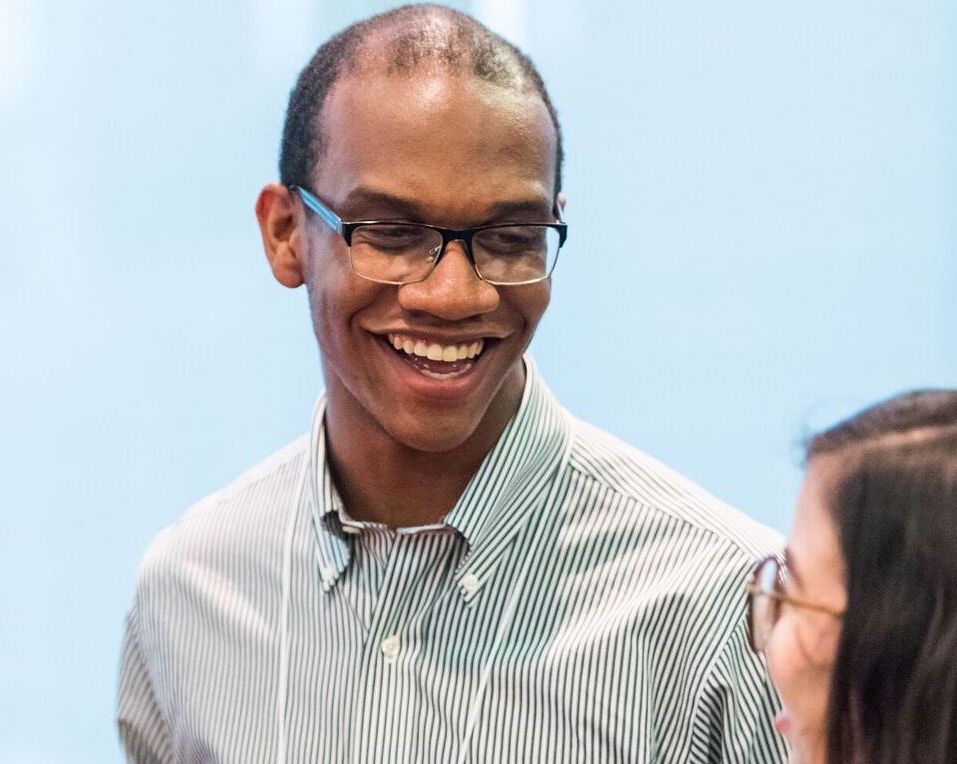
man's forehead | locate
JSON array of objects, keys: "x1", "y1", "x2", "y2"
[
  {"x1": 310, "y1": 72, "x2": 556, "y2": 225},
  {"x1": 316, "y1": 71, "x2": 555, "y2": 176},
  {"x1": 317, "y1": 17, "x2": 546, "y2": 148},
  {"x1": 324, "y1": 63, "x2": 542, "y2": 117}
]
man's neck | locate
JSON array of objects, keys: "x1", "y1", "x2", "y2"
[
  {"x1": 323, "y1": 371, "x2": 526, "y2": 528},
  {"x1": 326, "y1": 438, "x2": 486, "y2": 528}
]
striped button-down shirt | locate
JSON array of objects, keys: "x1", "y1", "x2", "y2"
[{"x1": 118, "y1": 359, "x2": 787, "y2": 763}]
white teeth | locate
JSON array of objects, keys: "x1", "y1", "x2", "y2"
[{"x1": 387, "y1": 333, "x2": 486, "y2": 363}]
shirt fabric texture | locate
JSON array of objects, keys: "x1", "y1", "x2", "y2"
[{"x1": 118, "y1": 358, "x2": 788, "y2": 763}]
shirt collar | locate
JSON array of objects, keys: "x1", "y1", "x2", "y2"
[{"x1": 304, "y1": 356, "x2": 572, "y2": 596}]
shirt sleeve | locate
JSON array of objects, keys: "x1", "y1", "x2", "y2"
[
  {"x1": 117, "y1": 601, "x2": 173, "y2": 764},
  {"x1": 688, "y1": 616, "x2": 790, "y2": 763}
]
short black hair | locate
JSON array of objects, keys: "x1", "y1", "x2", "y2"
[
  {"x1": 279, "y1": 4, "x2": 563, "y2": 195},
  {"x1": 807, "y1": 390, "x2": 957, "y2": 764}
]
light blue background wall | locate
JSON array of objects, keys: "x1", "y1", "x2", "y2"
[{"x1": 1, "y1": 1, "x2": 954, "y2": 761}]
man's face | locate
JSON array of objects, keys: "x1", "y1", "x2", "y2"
[{"x1": 301, "y1": 71, "x2": 558, "y2": 454}]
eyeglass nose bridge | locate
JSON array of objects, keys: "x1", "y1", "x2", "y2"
[{"x1": 422, "y1": 229, "x2": 484, "y2": 281}]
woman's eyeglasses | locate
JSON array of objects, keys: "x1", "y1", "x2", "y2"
[{"x1": 745, "y1": 554, "x2": 844, "y2": 653}]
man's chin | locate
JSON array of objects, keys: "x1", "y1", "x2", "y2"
[{"x1": 385, "y1": 414, "x2": 488, "y2": 455}]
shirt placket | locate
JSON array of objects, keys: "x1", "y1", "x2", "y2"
[{"x1": 349, "y1": 529, "x2": 461, "y2": 763}]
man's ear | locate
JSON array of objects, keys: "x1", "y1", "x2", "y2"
[
  {"x1": 256, "y1": 183, "x2": 306, "y2": 288},
  {"x1": 556, "y1": 192, "x2": 567, "y2": 217}
]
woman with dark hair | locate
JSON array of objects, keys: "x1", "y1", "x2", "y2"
[{"x1": 746, "y1": 389, "x2": 957, "y2": 763}]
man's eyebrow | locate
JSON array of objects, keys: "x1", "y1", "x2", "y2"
[
  {"x1": 340, "y1": 187, "x2": 556, "y2": 223},
  {"x1": 485, "y1": 198, "x2": 557, "y2": 221},
  {"x1": 339, "y1": 188, "x2": 429, "y2": 220}
]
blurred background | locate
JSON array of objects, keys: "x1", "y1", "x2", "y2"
[{"x1": 1, "y1": 0, "x2": 954, "y2": 760}]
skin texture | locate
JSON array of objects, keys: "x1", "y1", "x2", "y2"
[
  {"x1": 256, "y1": 68, "x2": 560, "y2": 527},
  {"x1": 766, "y1": 456, "x2": 847, "y2": 764}
]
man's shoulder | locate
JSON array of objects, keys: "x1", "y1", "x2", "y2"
[
  {"x1": 566, "y1": 416, "x2": 781, "y2": 560},
  {"x1": 136, "y1": 434, "x2": 309, "y2": 586}
]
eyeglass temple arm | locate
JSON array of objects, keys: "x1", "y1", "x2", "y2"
[
  {"x1": 744, "y1": 582, "x2": 844, "y2": 618},
  {"x1": 292, "y1": 185, "x2": 344, "y2": 234}
]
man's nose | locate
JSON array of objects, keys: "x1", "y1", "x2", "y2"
[{"x1": 397, "y1": 240, "x2": 500, "y2": 320}]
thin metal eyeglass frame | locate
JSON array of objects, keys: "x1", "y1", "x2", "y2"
[
  {"x1": 291, "y1": 184, "x2": 567, "y2": 286},
  {"x1": 745, "y1": 554, "x2": 844, "y2": 653}
]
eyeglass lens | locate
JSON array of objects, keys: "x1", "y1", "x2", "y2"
[
  {"x1": 749, "y1": 556, "x2": 782, "y2": 652},
  {"x1": 348, "y1": 223, "x2": 561, "y2": 284}
]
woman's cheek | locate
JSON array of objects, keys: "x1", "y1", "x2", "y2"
[
  {"x1": 766, "y1": 616, "x2": 838, "y2": 761},
  {"x1": 766, "y1": 617, "x2": 802, "y2": 708}
]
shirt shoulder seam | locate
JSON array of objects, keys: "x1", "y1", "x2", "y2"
[{"x1": 564, "y1": 456, "x2": 763, "y2": 563}]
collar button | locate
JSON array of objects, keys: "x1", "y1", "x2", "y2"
[{"x1": 461, "y1": 573, "x2": 481, "y2": 595}]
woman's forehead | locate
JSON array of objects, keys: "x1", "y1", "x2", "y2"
[{"x1": 789, "y1": 458, "x2": 846, "y2": 594}]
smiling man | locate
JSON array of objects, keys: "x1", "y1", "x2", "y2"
[{"x1": 117, "y1": 6, "x2": 786, "y2": 763}]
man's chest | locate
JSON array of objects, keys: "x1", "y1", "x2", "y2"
[
  {"x1": 211, "y1": 559, "x2": 704, "y2": 760},
  {"x1": 159, "y1": 516, "x2": 727, "y2": 763}
]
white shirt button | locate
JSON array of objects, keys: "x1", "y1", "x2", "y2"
[
  {"x1": 461, "y1": 573, "x2": 480, "y2": 595},
  {"x1": 381, "y1": 634, "x2": 400, "y2": 662}
]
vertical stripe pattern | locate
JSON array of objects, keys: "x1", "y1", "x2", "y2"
[{"x1": 118, "y1": 358, "x2": 788, "y2": 763}]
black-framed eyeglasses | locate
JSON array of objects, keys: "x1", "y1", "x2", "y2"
[
  {"x1": 745, "y1": 554, "x2": 844, "y2": 653},
  {"x1": 291, "y1": 185, "x2": 568, "y2": 286}
]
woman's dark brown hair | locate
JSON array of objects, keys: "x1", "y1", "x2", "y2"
[{"x1": 806, "y1": 390, "x2": 957, "y2": 764}]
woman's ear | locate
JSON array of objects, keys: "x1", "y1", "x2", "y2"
[{"x1": 256, "y1": 183, "x2": 306, "y2": 288}]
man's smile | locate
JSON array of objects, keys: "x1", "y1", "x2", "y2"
[
  {"x1": 389, "y1": 332, "x2": 485, "y2": 361},
  {"x1": 380, "y1": 331, "x2": 494, "y2": 379}
]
